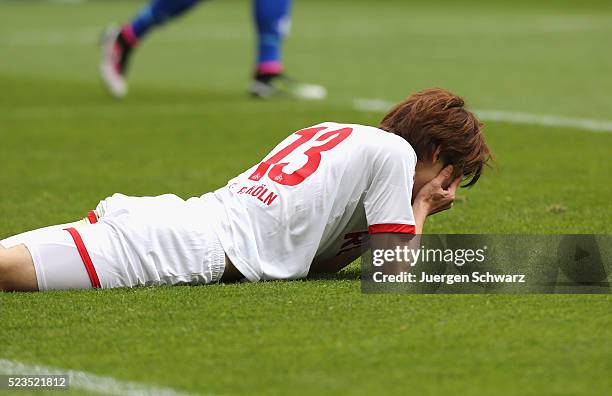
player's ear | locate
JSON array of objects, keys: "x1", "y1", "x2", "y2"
[{"x1": 432, "y1": 145, "x2": 442, "y2": 164}]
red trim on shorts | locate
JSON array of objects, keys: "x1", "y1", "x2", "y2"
[
  {"x1": 64, "y1": 227, "x2": 101, "y2": 289},
  {"x1": 368, "y1": 224, "x2": 416, "y2": 234},
  {"x1": 87, "y1": 210, "x2": 98, "y2": 224}
]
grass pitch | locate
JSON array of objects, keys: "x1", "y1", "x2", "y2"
[{"x1": 1, "y1": 0, "x2": 611, "y2": 395}]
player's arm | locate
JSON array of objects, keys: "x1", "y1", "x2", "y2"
[
  {"x1": 309, "y1": 244, "x2": 365, "y2": 275},
  {"x1": 369, "y1": 165, "x2": 460, "y2": 272}
]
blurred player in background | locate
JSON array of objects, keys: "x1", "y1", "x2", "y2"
[{"x1": 100, "y1": 0, "x2": 326, "y2": 100}]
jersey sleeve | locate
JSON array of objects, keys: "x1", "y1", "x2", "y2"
[{"x1": 363, "y1": 138, "x2": 417, "y2": 235}]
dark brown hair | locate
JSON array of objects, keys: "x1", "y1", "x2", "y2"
[{"x1": 379, "y1": 88, "x2": 491, "y2": 187}]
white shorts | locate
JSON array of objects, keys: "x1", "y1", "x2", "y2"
[{"x1": 0, "y1": 194, "x2": 226, "y2": 291}]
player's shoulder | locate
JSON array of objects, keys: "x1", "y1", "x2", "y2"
[{"x1": 318, "y1": 121, "x2": 417, "y2": 161}]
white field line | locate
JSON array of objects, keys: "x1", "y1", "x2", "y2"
[
  {"x1": 474, "y1": 109, "x2": 612, "y2": 133},
  {"x1": 353, "y1": 98, "x2": 612, "y2": 133},
  {"x1": 0, "y1": 359, "x2": 201, "y2": 396},
  {"x1": 5, "y1": 98, "x2": 612, "y2": 134}
]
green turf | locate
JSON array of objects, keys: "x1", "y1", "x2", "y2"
[{"x1": 1, "y1": 0, "x2": 611, "y2": 395}]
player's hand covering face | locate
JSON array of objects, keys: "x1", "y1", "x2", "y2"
[{"x1": 414, "y1": 165, "x2": 461, "y2": 216}]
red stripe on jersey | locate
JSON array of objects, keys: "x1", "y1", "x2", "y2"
[
  {"x1": 368, "y1": 224, "x2": 416, "y2": 234},
  {"x1": 64, "y1": 227, "x2": 101, "y2": 289},
  {"x1": 87, "y1": 210, "x2": 98, "y2": 224}
]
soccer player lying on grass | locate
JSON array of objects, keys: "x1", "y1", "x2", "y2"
[{"x1": 0, "y1": 88, "x2": 491, "y2": 292}]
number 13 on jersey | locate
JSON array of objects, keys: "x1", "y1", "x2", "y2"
[{"x1": 248, "y1": 126, "x2": 353, "y2": 186}]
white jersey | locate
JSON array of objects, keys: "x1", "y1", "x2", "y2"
[{"x1": 203, "y1": 122, "x2": 417, "y2": 281}]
